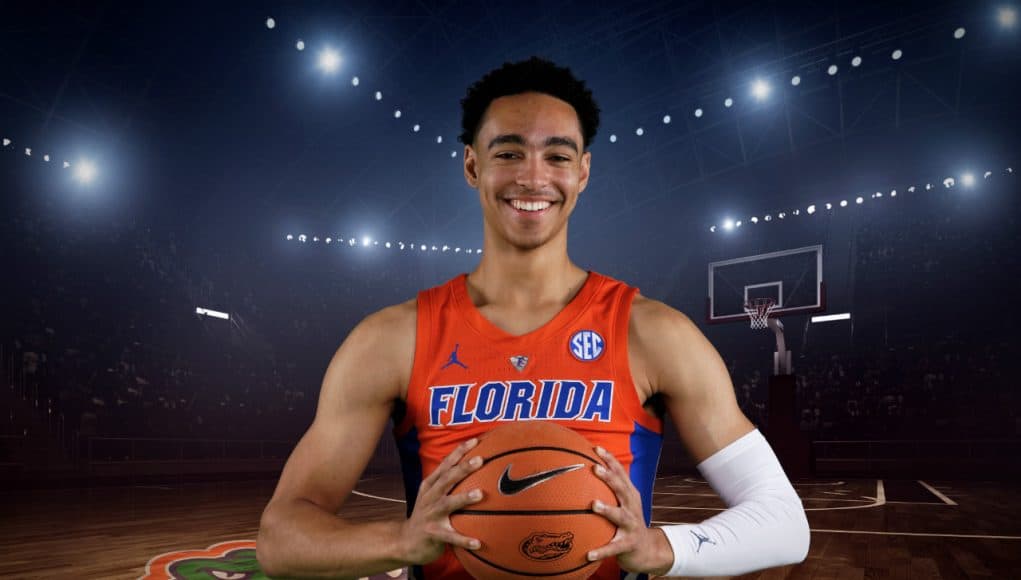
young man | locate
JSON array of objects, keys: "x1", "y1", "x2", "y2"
[{"x1": 257, "y1": 57, "x2": 809, "y2": 579}]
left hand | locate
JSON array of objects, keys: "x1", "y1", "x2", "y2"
[{"x1": 586, "y1": 446, "x2": 674, "y2": 576}]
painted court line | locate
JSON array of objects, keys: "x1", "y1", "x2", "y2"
[{"x1": 918, "y1": 480, "x2": 958, "y2": 505}]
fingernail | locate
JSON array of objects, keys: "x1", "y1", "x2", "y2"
[
  {"x1": 469, "y1": 489, "x2": 482, "y2": 501},
  {"x1": 593, "y1": 499, "x2": 604, "y2": 511},
  {"x1": 469, "y1": 456, "x2": 483, "y2": 467},
  {"x1": 587, "y1": 551, "x2": 598, "y2": 561},
  {"x1": 594, "y1": 465, "x2": 606, "y2": 476},
  {"x1": 595, "y1": 446, "x2": 606, "y2": 455},
  {"x1": 469, "y1": 540, "x2": 481, "y2": 550},
  {"x1": 467, "y1": 438, "x2": 478, "y2": 448}
]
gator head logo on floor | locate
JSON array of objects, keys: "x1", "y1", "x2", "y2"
[
  {"x1": 519, "y1": 531, "x2": 575, "y2": 561},
  {"x1": 141, "y1": 540, "x2": 408, "y2": 580}
]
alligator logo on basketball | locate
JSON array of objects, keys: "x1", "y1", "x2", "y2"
[{"x1": 520, "y1": 531, "x2": 575, "y2": 561}]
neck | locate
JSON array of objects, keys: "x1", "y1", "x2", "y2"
[{"x1": 467, "y1": 228, "x2": 587, "y2": 308}]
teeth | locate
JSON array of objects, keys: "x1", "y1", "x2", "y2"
[{"x1": 510, "y1": 199, "x2": 552, "y2": 212}]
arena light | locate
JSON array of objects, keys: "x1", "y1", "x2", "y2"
[
  {"x1": 325, "y1": 237, "x2": 332, "y2": 244},
  {"x1": 394, "y1": 109, "x2": 402, "y2": 119},
  {"x1": 296, "y1": 39, "x2": 305, "y2": 51},
  {"x1": 851, "y1": 56, "x2": 862, "y2": 67},
  {"x1": 791, "y1": 75, "x2": 801, "y2": 86},
  {"x1": 74, "y1": 159, "x2": 97, "y2": 184},
  {"x1": 362, "y1": 236, "x2": 371, "y2": 247},
  {"x1": 984, "y1": 171, "x2": 993, "y2": 179},
  {"x1": 24, "y1": 147, "x2": 31, "y2": 156},
  {"x1": 750, "y1": 216, "x2": 759, "y2": 223},
  {"x1": 892, "y1": 49, "x2": 904, "y2": 60},
  {"x1": 735, "y1": 220, "x2": 743, "y2": 228},
  {"x1": 662, "y1": 115, "x2": 672, "y2": 124},
  {"x1": 943, "y1": 177, "x2": 956, "y2": 188},
  {"x1": 998, "y1": 6, "x2": 1018, "y2": 29},
  {"x1": 413, "y1": 124, "x2": 421, "y2": 132},
  {"x1": 265, "y1": 17, "x2": 276, "y2": 29},
  {"x1": 436, "y1": 136, "x2": 443, "y2": 144},
  {"x1": 286, "y1": 234, "x2": 294, "y2": 241},
  {"x1": 196, "y1": 307, "x2": 230, "y2": 321},
  {"x1": 827, "y1": 64, "x2": 838, "y2": 76},
  {"x1": 954, "y1": 27, "x2": 966, "y2": 39},
  {"x1": 2, "y1": 138, "x2": 10, "y2": 147},
  {"x1": 351, "y1": 76, "x2": 360, "y2": 86},
  {"x1": 609, "y1": 134, "x2": 617, "y2": 143},
  {"x1": 635, "y1": 127, "x2": 644, "y2": 136},
  {"x1": 710, "y1": 225, "x2": 717, "y2": 233},
  {"x1": 318, "y1": 47, "x2": 341, "y2": 74},
  {"x1": 724, "y1": 97, "x2": 733, "y2": 108},
  {"x1": 825, "y1": 203, "x2": 833, "y2": 210},
  {"x1": 812, "y1": 312, "x2": 851, "y2": 323},
  {"x1": 840, "y1": 200, "x2": 848, "y2": 207},
  {"x1": 856, "y1": 196, "x2": 864, "y2": 204},
  {"x1": 961, "y1": 172, "x2": 976, "y2": 187},
  {"x1": 807, "y1": 205, "x2": 816, "y2": 214},
  {"x1": 450, "y1": 151, "x2": 457, "y2": 158},
  {"x1": 375, "y1": 91, "x2": 383, "y2": 101},
  {"x1": 299, "y1": 234, "x2": 307, "y2": 243},
  {"x1": 723, "y1": 219, "x2": 735, "y2": 231},
  {"x1": 751, "y1": 78, "x2": 771, "y2": 101},
  {"x1": 694, "y1": 108, "x2": 703, "y2": 118}
]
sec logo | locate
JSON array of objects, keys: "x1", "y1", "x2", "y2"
[{"x1": 569, "y1": 330, "x2": 604, "y2": 361}]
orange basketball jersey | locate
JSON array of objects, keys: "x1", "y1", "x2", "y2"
[{"x1": 393, "y1": 272, "x2": 663, "y2": 580}]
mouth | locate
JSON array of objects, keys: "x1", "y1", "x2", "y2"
[{"x1": 504, "y1": 198, "x2": 556, "y2": 217}]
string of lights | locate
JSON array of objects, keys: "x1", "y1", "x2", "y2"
[
  {"x1": 283, "y1": 233, "x2": 482, "y2": 256},
  {"x1": 709, "y1": 166, "x2": 1015, "y2": 234},
  {"x1": 1, "y1": 136, "x2": 98, "y2": 183},
  {"x1": 261, "y1": 6, "x2": 1017, "y2": 151}
]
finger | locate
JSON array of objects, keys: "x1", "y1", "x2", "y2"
[
  {"x1": 591, "y1": 498, "x2": 632, "y2": 529},
  {"x1": 595, "y1": 446, "x2": 628, "y2": 476},
  {"x1": 593, "y1": 461, "x2": 639, "y2": 510},
  {"x1": 421, "y1": 438, "x2": 479, "y2": 492},
  {"x1": 439, "y1": 488, "x2": 484, "y2": 515},
  {"x1": 429, "y1": 454, "x2": 484, "y2": 497},
  {"x1": 587, "y1": 538, "x2": 632, "y2": 562},
  {"x1": 430, "y1": 527, "x2": 482, "y2": 551}
]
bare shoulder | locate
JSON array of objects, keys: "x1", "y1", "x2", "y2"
[{"x1": 628, "y1": 294, "x2": 720, "y2": 397}]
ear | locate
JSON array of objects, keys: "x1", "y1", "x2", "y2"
[
  {"x1": 463, "y1": 145, "x2": 480, "y2": 188},
  {"x1": 577, "y1": 150, "x2": 592, "y2": 194}
]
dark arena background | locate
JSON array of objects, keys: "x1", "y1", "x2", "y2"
[{"x1": 2, "y1": 1, "x2": 1020, "y2": 578}]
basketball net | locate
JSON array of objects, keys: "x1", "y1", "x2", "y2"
[{"x1": 744, "y1": 298, "x2": 777, "y2": 330}]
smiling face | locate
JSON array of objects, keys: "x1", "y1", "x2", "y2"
[{"x1": 464, "y1": 92, "x2": 591, "y2": 252}]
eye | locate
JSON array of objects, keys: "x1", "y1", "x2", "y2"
[
  {"x1": 495, "y1": 152, "x2": 519, "y2": 160},
  {"x1": 548, "y1": 155, "x2": 571, "y2": 163}
]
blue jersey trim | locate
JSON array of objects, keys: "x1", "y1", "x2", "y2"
[{"x1": 629, "y1": 421, "x2": 663, "y2": 526}]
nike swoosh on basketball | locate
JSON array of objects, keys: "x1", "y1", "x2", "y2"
[{"x1": 498, "y1": 463, "x2": 585, "y2": 495}]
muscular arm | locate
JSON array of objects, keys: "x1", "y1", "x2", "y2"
[
  {"x1": 256, "y1": 302, "x2": 414, "y2": 577},
  {"x1": 592, "y1": 296, "x2": 808, "y2": 576}
]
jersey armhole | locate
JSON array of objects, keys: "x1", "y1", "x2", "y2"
[
  {"x1": 395, "y1": 287, "x2": 434, "y2": 436},
  {"x1": 613, "y1": 285, "x2": 663, "y2": 434}
]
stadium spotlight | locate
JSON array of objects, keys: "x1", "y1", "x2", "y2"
[
  {"x1": 892, "y1": 49, "x2": 903, "y2": 60},
  {"x1": 875, "y1": 191, "x2": 883, "y2": 198},
  {"x1": 348, "y1": 238, "x2": 356, "y2": 246},
  {"x1": 442, "y1": 245, "x2": 449, "y2": 252},
  {"x1": 723, "y1": 219, "x2": 735, "y2": 231},
  {"x1": 325, "y1": 237, "x2": 332, "y2": 244},
  {"x1": 318, "y1": 47, "x2": 341, "y2": 74},
  {"x1": 791, "y1": 75, "x2": 801, "y2": 86},
  {"x1": 394, "y1": 109, "x2": 402, "y2": 119},
  {"x1": 807, "y1": 205, "x2": 816, "y2": 214},
  {"x1": 436, "y1": 136, "x2": 443, "y2": 144},
  {"x1": 313, "y1": 236, "x2": 319, "y2": 242},
  {"x1": 961, "y1": 172, "x2": 976, "y2": 187},
  {"x1": 792, "y1": 209, "x2": 800, "y2": 216},
  {"x1": 710, "y1": 225, "x2": 717, "y2": 233},
  {"x1": 925, "y1": 183, "x2": 933, "y2": 190},
  {"x1": 362, "y1": 236, "x2": 371, "y2": 247},
  {"x1": 265, "y1": 17, "x2": 276, "y2": 29},
  {"x1": 74, "y1": 159, "x2": 97, "y2": 183},
  {"x1": 736, "y1": 220, "x2": 743, "y2": 228},
  {"x1": 351, "y1": 76, "x2": 360, "y2": 86},
  {"x1": 455, "y1": 247, "x2": 461, "y2": 252},
  {"x1": 609, "y1": 134, "x2": 617, "y2": 143},
  {"x1": 63, "y1": 161, "x2": 70, "y2": 168},
  {"x1": 984, "y1": 171, "x2": 992, "y2": 179},
  {"x1": 450, "y1": 151, "x2": 457, "y2": 158},
  {"x1": 825, "y1": 203, "x2": 833, "y2": 210},
  {"x1": 954, "y1": 27, "x2": 966, "y2": 39},
  {"x1": 724, "y1": 97, "x2": 734, "y2": 108},
  {"x1": 908, "y1": 186, "x2": 916, "y2": 192},
  {"x1": 636, "y1": 127, "x2": 644, "y2": 136},
  {"x1": 751, "y1": 78, "x2": 770, "y2": 101},
  {"x1": 998, "y1": 6, "x2": 1018, "y2": 28},
  {"x1": 398, "y1": 242, "x2": 405, "y2": 250},
  {"x1": 286, "y1": 234, "x2": 294, "y2": 241},
  {"x1": 43, "y1": 154, "x2": 50, "y2": 162},
  {"x1": 827, "y1": 65, "x2": 838, "y2": 76},
  {"x1": 299, "y1": 234, "x2": 307, "y2": 243},
  {"x1": 750, "y1": 217, "x2": 759, "y2": 223},
  {"x1": 943, "y1": 177, "x2": 956, "y2": 188},
  {"x1": 413, "y1": 124, "x2": 421, "y2": 132},
  {"x1": 296, "y1": 39, "x2": 305, "y2": 51},
  {"x1": 840, "y1": 200, "x2": 848, "y2": 207},
  {"x1": 694, "y1": 108, "x2": 704, "y2": 118},
  {"x1": 375, "y1": 91, "x2": 383, "y2": 101},
  {"x1": 2, "y1": 138, "x2": 9, "y2": 146},
  {"x1": 856, "y1": 196, "x2": 864, "y2": 204},
  {"x1": 420, "y1": 245, "x2": 426, "y2": 251},
  {"x1": 24, "y1": 147, "x2": 31, "y2": 156},
  {"x1": 385, "y1": 242, "x2": 391, "y2": 248},
  {"x1": 663, "y1": 115, "x2": 672, "y2": 124},
  {"x1": 778, "y1": 212, "x2": 786, "y2": 219},
  {"x1": 890, "y1": 190, "x2": 897, "y2": 197},
  {"x1": 852, "y1": 56, "x2": 862, "y2": 67},
  {"x1": 764, "y1": 214, "x2": 772, "y2": 221}
]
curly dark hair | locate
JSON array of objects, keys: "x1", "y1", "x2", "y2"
[{"x1": 459, "y1": 56, "x2": 600, "y2": 150}]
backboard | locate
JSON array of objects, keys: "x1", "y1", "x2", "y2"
[{"x1": 707, "y1": 245, "x2": 825, "y2": 324}]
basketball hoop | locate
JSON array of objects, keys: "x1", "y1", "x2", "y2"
[{"x1": 744, "y1": 298, "x2": 777, "y2": 330}]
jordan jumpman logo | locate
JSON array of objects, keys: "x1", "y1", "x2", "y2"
[
  {"x1": 441, "y1": 343, "x2": 468, "y2": 370},
  {"x1": 691, "y1": 530, "x2": 717, "y2": 553}
]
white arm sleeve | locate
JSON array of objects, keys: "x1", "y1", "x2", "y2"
[{"x1": 659, "y1": 429, "x2": 810, "y2": 577}]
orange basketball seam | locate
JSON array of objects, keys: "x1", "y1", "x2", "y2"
[{"x1": 459, "y1": 546, "x2": 600, "y2": 577}]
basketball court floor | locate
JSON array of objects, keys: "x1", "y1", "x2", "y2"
[{"x1": 1, "y1": 474, "x2": 1018, "y2": 579}]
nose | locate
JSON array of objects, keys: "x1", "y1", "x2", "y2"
[{"x1": 514, "y1": 154, "x2": 551, "y2": 192}]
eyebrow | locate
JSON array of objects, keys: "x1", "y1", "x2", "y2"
[{"x1": 487, "y1": 134, "x2": 580, "y2": 153}]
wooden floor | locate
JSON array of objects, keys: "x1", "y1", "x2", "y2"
[{"x1": 1, "y1": 475, "x2": 1019, "y2": 579}]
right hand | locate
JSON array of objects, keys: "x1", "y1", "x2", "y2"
[{"x1": 398, "y1": 437, "x2": 485, "y2": 565}]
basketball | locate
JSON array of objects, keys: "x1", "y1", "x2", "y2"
[{"x1": 449, "y1": 422, "x2": 618, "y2": 580}]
